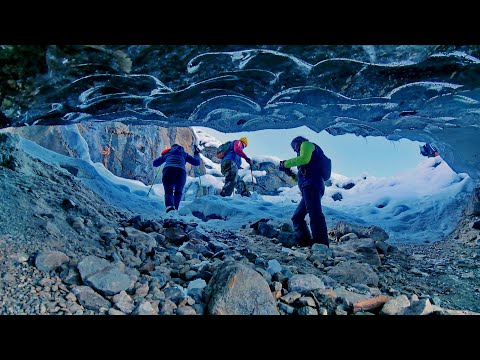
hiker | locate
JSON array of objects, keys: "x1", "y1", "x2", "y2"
[
  {"x1": 279, "y1": 136, "x2": 330, "y2": 247},
  {"x1": 219, "y1": 137, "x2": 252, "y2": 197},
  {"x1": 153, "y1": 144, "x2": 201, "y2": 213},
  {"x1": 420, "y1": 143, "x2": 439, "y2": 158}
]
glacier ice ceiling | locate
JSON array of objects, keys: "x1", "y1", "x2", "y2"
[{"x1": 1, "y1": 45, "x2": 479, "y2": 180}]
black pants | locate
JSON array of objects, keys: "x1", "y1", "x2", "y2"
[
  {"x1": 291, "y1": 184, "x2": 329, "y2": 247},
  {"x1": 162, "y1": 167, "x2": 186, "y2": 209}
]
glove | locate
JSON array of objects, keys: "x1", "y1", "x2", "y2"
[
  {"x1": 279, "y1": 161, "x2": 294, "y2": 177},
  {"x1": 284, "y1": 167, "x2": 295, "y2": 177},
  {"x1": 246, "y1": 158, "x2": 253, "y2": 166},
  {"x1": 193, "y1": 145, "x2": 201, "y2": 154}
]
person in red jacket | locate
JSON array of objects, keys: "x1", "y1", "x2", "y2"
[{"x1": 220, "y1": 136, "x2": 252, "y2": 197}]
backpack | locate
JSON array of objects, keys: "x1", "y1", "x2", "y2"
[
  {"x1": 216, "y1": 141, "x2": 233, "y2": 159},
  {"x1": 420, "y1": 143, "x2": 439, "y2": 158},
  {"x1": 320, "y1": 152, "x2": 332, "y2": 181}
]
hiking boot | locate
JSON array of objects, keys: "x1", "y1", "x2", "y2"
[
  {"x1": 297, "y1": 237, "x2": 313, "y2": 247},
  {"x1": 166, "y1": 206, "x2": 175, "y2": 213}
]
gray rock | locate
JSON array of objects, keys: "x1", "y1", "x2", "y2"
[
  {"x1": 124, "y1": 227, "x2": 157, "y2": 252},
  {"x1": 254, "y1": 257, "x2": 268, "y2": 268},
  {"x1": 253, "y1": 162, "x2": 298, "y2": 195},
  {"x1": 77, "y1": 255, "x2": 111, "y2": 280},
  {"x1": 77, "y1": 256, "x2": 131, "y2": 296},
  {"x1": 14, "y1": 252, "x2": 29, "y2": 263},
  {"x1": 159, "y1": 299, "x2": 177, "y2": 315},
  {"x1": 431, "y1": 308, "x2": 480, "y2": 315},
  {"x1": 134, "y1": 282, "x2": 149, "y2": 297},
  {"x1": 187, "y1": 278, "x2": 207, "y2": 292},
  {"x1": 71, "y1": 286, "x2": 111, "y2": 311},
  {"x1": 375, "y1": 240, "x2": 391, "y2": 254},
  {"x1": 84, "y1": 265, "x2": 131, "y2": 296},
  {"x1": 171, "y1": 253, "x2": 187, "y2": 265},
  {"x1": 208, "y1": 239, "x2": 229, "y2": 253},
  {"x1": 108, "y1": 308, "x2": 126, "y2": 315},
  {"x1": 204, "y1": 261, "x2": 279, "y2": 315},
  {"x1": 133, "y1": 301, "x2": 158, "y2": 315},
  {"x1": 431, "y1": 296, "x2": 442, "y2": 306},
  {"x1": 176, "y1": 306, "x2": 197, "y2": 315},
  {"x1": 297, "y1": 306, "x2": 318, "y2": 315},
  {"x1": 288, "y1": 274, "x2": 325, "y2": 294},
  {"x1": 338, "y1": 233, "x2": 358, "y2": 242},
  {"x1": 332, "y1": 192, "x2": 343, "y2": 201},
  {"x1": 278, "y1": 302, "x2": 295, "y2": 314},
  {"x1": 403, "y1": 298, "x2": 434, "y2": 315},
  {"x1": 112, "y1": 290, "x2": 135, "y2": 314},
  {"x1": 164, "y1": 285, "x2": 186, "y2": 304},
  {"x1": 65, "y1": 292, "x2": 77, "y2": 302},
  {"x1": 163, "y1": 227, "x2": 188, "y2": 245},
  {"x1": 334, "y1": 286, "x2": 370, "y2": 306},
  {"x1": 186, "y1": 287, "x2": 202, "y2": 303},
  {"x1": 99, "y1": 226, "x2": 116, "y2": 239},
  {"x1": 331, "y1": 221, "x2": 389, "y2": 242},
  {"x1": 311, "y1": 243, "x2": 333, "y2": 257},
  {"x1": 272, "y1": 281, "x2": 283, "y2": 292},
  {"x1": 257, "y1": 222, "x2": 280, "y2": 238},
  {"x1": 44, "y1": 222, "x2": 61, "y2": 237},
  {"x1": 465, "y1": 186, "x2": 480, "y2": 216},
  {"x1": 184, "y1": 270, "x2": 197, "y2": 281},
  {"x1": 35, "y1": 251, "x2": 69, "y2": 272},
  {"x1": 280, "y1": 291, "x2": 302, "y2": 304},
  {"x1": 335, "y1": 238, "x2": 382, "y2": 267},
  {"x1": 266, "y1": 259, "x2": 282, "y2": 275},
  {"x1": 355, "y1": 311, "x2": 375, "y2": 315},
  {"x1": 192, "y1": 303, "x2": 205, "y2": 315},
  {"x1": 255, "y1": 267, "x2": 272, "y2": 283},
  {"x1": 327, "y1": 261, "x2": 379, "y2": 287},
  {"x1": 380, "y1": 295, "x2": 411, "y2": 315},
  {"x1": 280, "y1": 223, "x2": 293, "y2": 232},
  {"x1": 277, "y1": 231, "x2": 297, "y2": 247},
  {"x1": 318, "y1": 307, "x2": 329, "y2": 315},
  {"x1": 297, "y1": 296, "x2": 316, "y2": 307},
  {"x1": 335, "y1": 308, "x2": 349, "y2": 315}
]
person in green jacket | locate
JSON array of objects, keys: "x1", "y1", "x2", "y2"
[{"x1": 279, "y1": 136, "x2": 330, "y2": 247}]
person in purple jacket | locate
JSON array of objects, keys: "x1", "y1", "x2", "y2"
[{"x1": 153, "y1": 144, "x2": 201, "y2": 213}]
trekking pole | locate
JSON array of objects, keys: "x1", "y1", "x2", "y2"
[
  {"x1": 196, "y1": 166, "x2": 203, "y2": 197},
  {"x1": 147, "y1": 166, "x2": 162, "y2": 197},
  {"x1": 250, "y1": 166, "x2": 255, "y2": 192}
]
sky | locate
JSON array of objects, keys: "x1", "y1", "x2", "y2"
[
  {"x1": 10, "y1": 126, "x2": 475, "y2": 246},
  {"x1": 193, "y1": 126, "x2": 426, "y2": 178}
]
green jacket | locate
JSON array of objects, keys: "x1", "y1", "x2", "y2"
[
  {"x1": 284, "y1": 141, "x2": 326, "y2": 188},
  {"x1": 283, "y1": 141, "x2": 315, "y2": 182},
  {"x1": 284, "y1": 141, "x2": 315, "y2": 168}
]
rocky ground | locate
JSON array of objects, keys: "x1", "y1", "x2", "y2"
[{"x1": 1, "y1": 132, "x2": 480, "y2": 316}]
